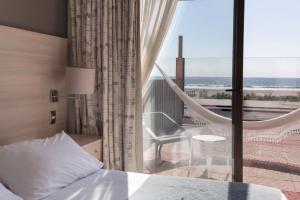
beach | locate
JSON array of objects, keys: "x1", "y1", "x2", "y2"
[{"x1": 185, "y1": 87, "x2": 300, "y2": 121}]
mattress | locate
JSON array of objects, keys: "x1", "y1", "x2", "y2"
[{"x1": 45, "y1": 169, "x2": 287, "y2": 200}]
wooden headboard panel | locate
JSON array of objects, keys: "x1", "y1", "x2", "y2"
[{"x1": 0, "y1": 25, "x2": 68, "y2": 145}]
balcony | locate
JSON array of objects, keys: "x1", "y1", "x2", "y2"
[{"x1": 142, "y1": 57, "x2": 300, "y2": 200}]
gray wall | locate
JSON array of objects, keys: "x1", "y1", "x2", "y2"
[{"x1": 0, "y1": 0, "x2": 68, "y2": 38}]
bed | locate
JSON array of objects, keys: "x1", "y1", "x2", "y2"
[
  {"x1": 0, "y1": 132, "x2": 287, "y2": 200},
  {"x1": 45, "y1": 169, "x2": 287, "y2": 200}
]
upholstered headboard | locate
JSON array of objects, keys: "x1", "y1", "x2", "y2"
[{"x1": 0, "y1": 25, "x2": 68, "y2": 145}]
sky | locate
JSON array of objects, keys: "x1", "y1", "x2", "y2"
[{"x1": 153, "y1": 0, "x2": 300, "y2": 78}]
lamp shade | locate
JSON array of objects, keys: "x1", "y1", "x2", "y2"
[{"x1": 66, "y1": 67, "x2": 95, "y2": 95}]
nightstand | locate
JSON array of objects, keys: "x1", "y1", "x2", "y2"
[{"x1": 69, "y1": 134, "x2": 102, "y2": 161}]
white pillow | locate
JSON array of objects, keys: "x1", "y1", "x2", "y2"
[
  {"x1": 0, "y1": 182, "x2": 23, "y2": 200},
  {"x1": 0, "y1": 132, "x2": 103, "y2": 200}
]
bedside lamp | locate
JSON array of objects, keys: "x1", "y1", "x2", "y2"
[
  {"x1": 66, "y1": 67, "x2": 95, "y2": 95},
  {"x1": 50, "y1": 67, "x2": 95, "y2": 102}
]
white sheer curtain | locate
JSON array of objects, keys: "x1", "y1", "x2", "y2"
[{"x1": 140, "y1": 0, "x2": 178, "y2": 87}]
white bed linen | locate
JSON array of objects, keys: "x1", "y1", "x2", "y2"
[
  {"x1": 0, "y1": 132, "x2": 103, "y2": 200},
  {"x1": 0, "y1": 183, "x2": 23, "y2": 200},
  {"x1": 45, "y1": 169, "x2": 287, "y2": 200},
  {"x1": 45, "y1": 169, "x2": 150, "y2": 200}
]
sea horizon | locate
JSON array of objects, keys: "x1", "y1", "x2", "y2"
[{"x1": 150, "y1": 76, "x2": 300, "y2": 89}]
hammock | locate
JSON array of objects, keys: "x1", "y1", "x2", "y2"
[{"x1": 154, "y1": 63, "x2": 300, "y2": 143}]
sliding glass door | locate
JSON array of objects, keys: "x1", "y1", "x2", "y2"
[
  {"x1": 142, "y1": 0, "x2": 236, "y2": 181},
  {"x1": 243, "y1": 0, "x2": 300, "y2": 197},
  {"x1": 142, "y1": 1, "x2": 300, "y2": 197}
]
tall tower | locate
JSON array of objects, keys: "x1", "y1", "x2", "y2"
[
  {"x1": 175, "y1": 36, "x2": 185, "y2": 124},
  {"x1": 176, "y1": 35, "x2": 185, "y2": 90}
]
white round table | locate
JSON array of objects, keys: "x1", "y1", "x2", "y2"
[{"x1": 189, "y1": 135, "x2": 226, "y2": 178}]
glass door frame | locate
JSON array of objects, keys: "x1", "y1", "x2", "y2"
[{"x1": 232, "y1": 0, "x2": 245, "y2": 182}]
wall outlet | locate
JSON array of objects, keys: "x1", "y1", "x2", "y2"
[{"x1": 49, "y1": 111, "x2": 56, "y2": 124}]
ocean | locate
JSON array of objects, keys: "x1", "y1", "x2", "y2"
[
  {"x1": 150, "y1": 76, "x2": 300, "y2": 89},
  {"x1": 186, "y1": 77, "x2": 300, "y2": 89}
]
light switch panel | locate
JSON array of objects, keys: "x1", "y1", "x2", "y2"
[{"x1": 50, "y1": 90, "x2": 59, "y2": 102}]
